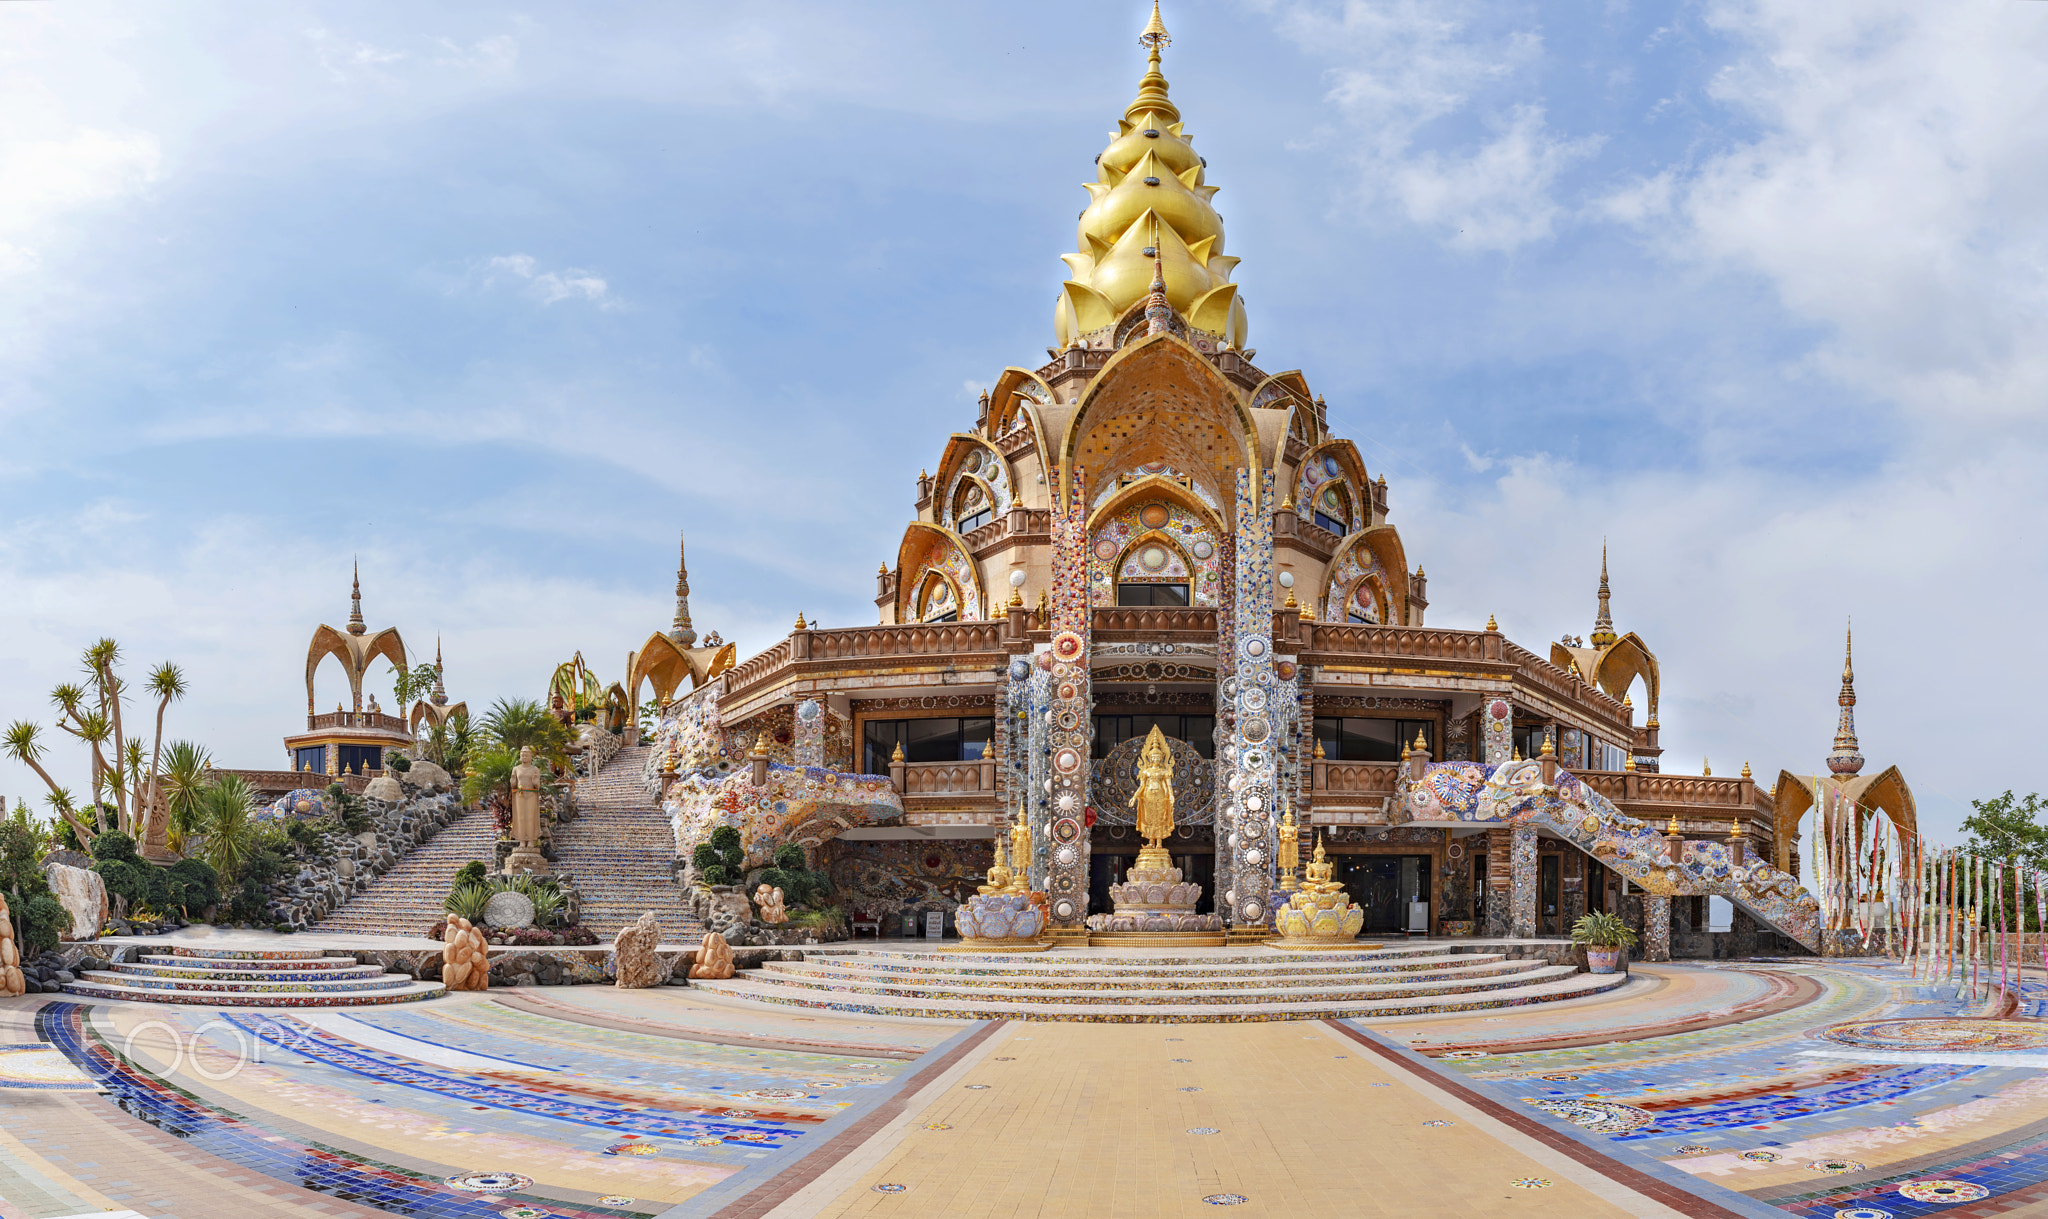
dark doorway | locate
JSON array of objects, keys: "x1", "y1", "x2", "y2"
[
  {"x1": 1333, "y1": 854, "x2": 1431, "y2": 933},
  {"x1": 1540, "y1": 854, "x2": 1562, "y2": 936}
]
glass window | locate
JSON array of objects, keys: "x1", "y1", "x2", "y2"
[
  {"x1": 862, "y1": 717, "x2": 994, "y2": 774},
  {"x1": 1313, "y1": 511, "x2": 1347, "y2": 535},
  {"x1": 337, "y1": 744, "x2": 382, "y2": 775},
  {"x1": 294, "y1": 746, "x2": 326, "y2": 774},
  {"x1": 958, "y1": 509, "x2": 991, "y2": 534},
  {"x1": 1115, "y1": 583, "x2": 1189, "y2": 606},
  {"x1": 1092, "y1": 714, "x2": 1215, "y2": 759},
  {"x1": 1312, "y1": 717, "x2": 1433, "y2": 762}
]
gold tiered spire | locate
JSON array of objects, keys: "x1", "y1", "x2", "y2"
[
  {"x1": 1053, "y1": 4, "x2": 1247, "y2": 349},
  {"x1": 1590, "y1": 541, "x2": 1617, "y2": 648},
  {"x1": 1827, "y1": 618, "x2": 1865, "y2": 776},
  {"x1": 669, "y1": 531, "x2": 697, "y2": 648}
]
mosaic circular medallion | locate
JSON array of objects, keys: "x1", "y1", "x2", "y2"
[
  {"x1": 1054, "y1": 748, "x2": 1080, "y2": 774},
  {"x1": 1741, "y1": 1151, "x2": 1782, "y2": 1163},
  {"x1": 1242, "y1": 637, "x2": 1267, "y2": 660},
  {"x1": 1523, "y1": 1098, "x2": 1653, "y2": 1134},
  {"x1": 1053, "y1": 899, "x2": 1077, "y2": 920},
  {"x1": 1188, "y1": 1127, "x2": 1221, "y2": 1135},
  {"x1": 1140, "y1": 504, "x2": 1171, "y2": 528},
  {"x1": 1809, "y1": 1160, "x2": 1864, "y2": 1175},
  {"x1": 690, "y1": 1137, "x2": 723, "y2": 1147},
  {"x1": 1835, "y1": 1209, "x2": 1894, "y2": 1219},
  {"x1": 1240, "y1": 687, "x2": 1267, "y2": 713},
  {"x1": 1821, "y1": 1019, "x2": 2048, "y2": 1054},
  {"x1": 1057, "y1": 681, "x2": 1077, "y2": 701},
  {"x1": 448, "y1": 1172, "x2": 534, "y2": 1192},
  {"x1": 605, "y1": 1143, "x2": 659, "y2": 1156},
  {"x1": 1422, "y1": 1120, "x2": 1454, "y2": 1127},
  {"x1": 0, "y1": 1046, "x2": 96, "y2": 1091},
  {"x1": 1439, "y1": 1050, "x2": 1490, "y2": 1060},
  {"x1": 1203, "y1": 1195, "x2": 1249, "y2": 1206},
  {"x1": 873, "y1": 1183, "x2": 908, "y2": 1193},
  {"x1": 1054, "y1": 844, "x2": 1078, "y2": 866},
  {"x1": 1897, "y1": 1180, "x2": 1989, "y2": 1204},
  {"x1": 1537, "y1": 1074, "x2": 1579, "y2": 1082},
  {"x1": 599, "y1": 1198, "x2": 634, "y2": 1207},
  {"x1": 740, "y1": 1089, "x2": 807, "y2": 1101},
  {"x1": 923, "y1": 1122, "x2": 952, "y2": 1130},
  {"x1": 1051, "y1": 632, "x2": 1085, "y2": 663},
  {"x1": 1241, "y1": 901, "x2": 1264, "y2": 919},
  {"x1": 1676, "y1": 1145, "x2": 1712, "y2": 1156},
  {"x1": 1275, "y1": 660, "x2": 1296, "y2": 680},
  {"x1": 1510, "y1": 1179, "x2": 1553, "y2": 1189},
  {"x1": 501, "y1": 1209, "x2": 549, "y2": 1219},
  {"x1": 1009, "y1": 658, "x2": 1031, "y2": 681},
  {"x1": 1193, "y1": 539, "x2": 1213, "y2": 560},
  {"x1": 1052, "y1": 817, "x2": 1081, "y2": 844}
]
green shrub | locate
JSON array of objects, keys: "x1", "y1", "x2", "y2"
[
  {"x1": 445, "y1": 883, "x2": 492, "y2": 922},
  {"x1": 166, "y1": 858, "x2": 219, "y2": 915},
  {"x1": 455, "y1": 860, "x2": 488, "y2": 888},
  {"x1": 322, "y1": 783, "x2": 372, "y2": 835},
  {"x1": 692, "y1": 825, "x2": 746, "y2": 886},
  {"x1": 0, "y1": 820, "x2": 49, "y2": 899},
  {"x1": 16, "y1": 892, "x2": 68, "y2": 955},
  {"x1": 529, "y1": 888, "x2": 563, "y2": 928},
  {"x1": 387, "y1": 755, "x2": 412, "y2": 774},
  {"x1": 1570, "y1": 911, "x2": 1638, "y2": 950},
  {"x1": 89, "y1": 830, "x2": 139, "y2": 863},
  {"x1": 95, "y1": 857, "x2": 171, "y2": 914}
]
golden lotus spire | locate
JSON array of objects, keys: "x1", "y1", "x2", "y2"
[{"x1": 1054, "y1": 4, "x2": 1247, "y2": 349}]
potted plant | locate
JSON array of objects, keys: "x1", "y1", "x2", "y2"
[{"x1": 1570, "y1": 911, "x2": 1638, "y2": 974}]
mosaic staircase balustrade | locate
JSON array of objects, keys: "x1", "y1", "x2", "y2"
[{"x1": 1402, "y1": 758, "x2": 1823, "y2": 951}]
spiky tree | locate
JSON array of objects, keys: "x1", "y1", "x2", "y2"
[
  {"x1": 2, "y1": 722, "x2": 96, "y2": 845},
  {"x1": 138, "y1": 662, "x2": 187, "y2": 857}
]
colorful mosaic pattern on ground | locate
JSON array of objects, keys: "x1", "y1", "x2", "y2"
[{"x1": 1401, "y1": 758, "x2": 1823, "y2": 950}]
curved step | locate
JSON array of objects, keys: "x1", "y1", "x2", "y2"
[
  {"x1": 747, "y1": 962, "x2": 1579, "y2": 1007},
  {"x1": 77, "y1": 969, "x2": 419, "y2": 994},
  {"x1": 114, "y1": 962, "x2": 393, "y2": 984},
  {"x1": 62, "y1": 977, "x2": 446, "y2": 1007},
  {"x1": 766, "y1": 957, "x2": 1538, "y2": 994},
  {"x1": 139, "y1": 953, "x2": 362, "y2": 971}
]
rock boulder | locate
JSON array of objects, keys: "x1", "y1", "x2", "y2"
[
  {"x1": 406, "y1": 760, "x2": 453, "y2": 792},
  {"x1": 688, "y1": 931, "x2": 735, "y2": 980},
  {"x1": 613, "y1": 912, "x2": 665, "y2": 988},
  {"x1": 0, "y1": 893, "x2": 23, "y2": 997},
  {"x1": 363, "y1": 776, "x2": 404, "y2": 803},
  {"x1": 43, "y1": 862, "x2": 107, "y2": 941},
  {"x1": 442, "y1": 916, "x2": 489, "y2": 990}
]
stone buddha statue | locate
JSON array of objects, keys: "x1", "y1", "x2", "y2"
[
  {"x1": 1127, "y1": 725, "x2": 1176, "y2": 873},
  {"x1": 505, "y1": 745, "x2": 549, "y2": 875}
]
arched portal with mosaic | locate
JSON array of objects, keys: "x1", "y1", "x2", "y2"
[
  {"x1": 894, "y1": 523, "x2": 984, "y2": 624},
  {"x1": 1085, "y1": 480, "x2": 1224, "y2": 607},
  {"x1": 1321, "y1": 537, "x2": 1388, "y2": 624},
  {"x1": 934, "y1": 434, "x2": 1013, "y2": 534},
  {"x1": 1060, "y1": 334, "x2": 1260, "y2": 516},
  {"x1": 1293, "y1": 440, "x2": 1369, "y2": 537}
]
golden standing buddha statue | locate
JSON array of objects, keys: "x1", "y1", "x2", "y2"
[
  {"x1": 1278, "y1": 806, "x2": 1300, "y2": 891},
  {"x1": 1127, "y1": 725, "x2": 1177, "y2": 873},
  {"x1": 1005, "y1": 808, "x2": 1032, "y2": 894}
]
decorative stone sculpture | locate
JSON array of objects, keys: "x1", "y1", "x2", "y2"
[
  {"x1": 43, "y1": 862, "x2": 107, "y2": 941},
  {"x1": 753, "y1": 885, "x2": 787, "y2": 924},
  {"x1": 689, "y1": 930, "x2": 735, "y2": 979},
  {"x1": 951, "y1": 891, "x2": 1050, "y2": 952},
  {"x1": 482, "y1": 889, "x2": 536, "y2": 929},
  {"x1": 0, "y1": 893, "x2": 23, "y2": 998},
  {"x1": 613, "y1": 911, "x2": 665, "y2": 988},
  {"x1": 504, "y1": 745, "x2": 549, "y2": 875},
  {"x1": 1267, "y1": 834, "x2": 1368, "y2": 950},
  {"x1": 442, "y1": 916, "x2": 489, "y2": 990}
]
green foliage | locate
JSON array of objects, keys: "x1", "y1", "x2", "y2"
[
  {"x1": 481, "y1": 698, "x2": 571, "y2": 767},
  {"x1": 393, "y1": 663, "x2": 439, "y2": 710},
  {"x1": 1963, "y1": 791, "x2": 2048, "y2": 873},
  {"x1": 772, "y1": 843, "x2": 807, "y2": 871},
  {"x1": 1571, "y1": 911, "x2": 1638, "y2": 950},
  {"x1": 786, "y1": 906, "x2": 848, "y2": 935},
  {"x1": 0, "y1": 819, "x2": 50, "y2": 899},
  {"x1": 529, "y1": 887, "x2": 563, "y2": 928},
  {"x1": 322, "y1": 783, "x2": 373, "y2": 834},
  {"x1": 444, "y1": 882, "x2": 492, "y2": 922},
  {"x1": 159, "y1": 740, "x2": 211, "y2": 854},
  {"x1": 461, "y1": 746, "x2": 518, "y2": 806},
  {"x1": 195, "y1": 773, "x2": 258, "y2": 882},
  {"x1": 422, "y1": 710, "x2": 474, "y2": 779},
  {"x1": 455, "y1": 860, "x2": 488, "y2": 888},
  {"x1": 165, "y1": 858, "x2": 219, "y2": 916},
  {"x1": 387, "y1": 754, "x2": 412, "y2": 774},
  {"x1": 692, "y1": 825, "x2": 746, "y2": 887},
  {"x1": 89, "y1": 829, "x2": 139, "y2": 863},
  {"x1": 15, "y1": 892, "x2": 68, "y2": 955},
  {"x1": 95, "y1": 857, "x2": 171, "y2": 916}
]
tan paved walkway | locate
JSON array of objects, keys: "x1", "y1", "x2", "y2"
[{"x1": 771, "y1": 1021, "x2": 1691, "y2": 1218}]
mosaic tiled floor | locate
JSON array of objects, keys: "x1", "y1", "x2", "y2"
[{"x1": 2, "y1": 958, "x2": 2043, "y2": 1217}]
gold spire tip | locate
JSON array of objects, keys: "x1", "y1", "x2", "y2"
[
  {"x1": 1486, "y1": 613, "x2": 1499, "y2": 631},
  {"x1": 1667, "y1": 814, "x2": 1679, "y2": 835},
  {"x1": 793, "y1": 611, "x2": 808, "y2": 631}
]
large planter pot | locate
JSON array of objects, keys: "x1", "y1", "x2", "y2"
[{"x1": 1586, "y1": 946, "x2": 1621, "y2": 974}]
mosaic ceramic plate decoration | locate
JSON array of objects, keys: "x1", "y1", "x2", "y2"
[
  {"x1": 1820, "y1": 1019, "x2": 2048, "y2": 1054},
  {"x1": 1538, "y1": 1073, "x2": 1580, "y2": 1082},
  {"x1": 1524, "y1": 1097, "x2": 1654, "y2": 1134},
  {"x1": 965, "y1": 1084, "x2": 990, "y2": 1090},
  {"x1": 599, "y1": 1198, "x2": 634, "y2": 1207},
  {"x1": 922, "y1": 1122, "x2": 952, "y2": 1130},
  {"x1": 605, "y1": 1143, "x2": 660, "y2": 1156},
  {"x1": 1203, "y1": 1195, "x2": 1249, "y2": 1206},
  {"x1": 501, "y1": 1209, "x2": 549, "y2": 1219},
  {"x1": 1808, "y1": 1160, "x2": 1864, "y2": 1175},
  {"x1": 1897, "y1": 1180, "x2": 1989, "y2": 1204},
  {"x1": 1188, "y1": 1127, "x2": 1222, "y2": 1135},
  {"x1": 1676, "y1": 1145, "x2": 1712, "y2": 1156},
  {"x1": 1439, "y1": 1050, "x2": 1490, "y2": 1059},
  {"x1": 1422, "y1": 1120, "x2": 1455, "y2": 1128},
  {"x1": 740, "y1": 1089, "x2": 808, "y2": 1101},
  {"x1": 1742, "y1": 1151, "x2": 1782, "y2": 1163},
  {"x1": 690, "y1": 1137, "x2": 723, "y2": 1147},
  {"x1": 873, "y1": 1183, "x2": 908, "y2": 1193},
  {"x1": 1180, "y1": 1086, "x2": 1202, "y2": 1092},
  {"x1": 1835, "y1": 1209, "x2": 1894, "y2": 1219},
  {"x1": 1510, "y1": 1179, "x2": 1554, "y2": 1189},
  {"x1": 447, "y1": 1172, "x2": 533, "y2": 1193}
]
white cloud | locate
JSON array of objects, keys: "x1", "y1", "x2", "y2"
[
  {"x1": 474, "y1": 253, "x2": 619, "y2": 309},
  {"x1": 1390, "y1": 105, "x2": 1602, "y2": 252}
]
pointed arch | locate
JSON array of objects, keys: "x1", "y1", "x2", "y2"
[
  {"x1": 1085, "y1": 473, "x2": 1226, "y2": 536},
  {"x1": 304, "y1": 624, "x2": 407, "y2": 711},
  {"x1": 626, "y1": 636, "x2": 739, "y2": 714},
  {"x1": 893, "y1": 522, "x2": 987, "y2": 623},
  {"x1": 1587, "y1": 632, "x2": 1661, "y2": 723},
  {"x1": 1292, "y1": 439, "x2": 1370, "y2": 520},
  {"x1": 1318, "y1": 526, "x2": 1411, "y2": 625},
  {"x1": 1060, "y1": 332, "x2": 1259, "y2": 515},
  {"x1": 410, "y1": 699, "x2": 470, "y2": 736},
  {"x1": 989, "y1": 367, "x2": 1056, "y2": 436}
]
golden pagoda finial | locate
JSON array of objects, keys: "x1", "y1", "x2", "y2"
[
  {"x1": 1539, "y1": 732, "x2": 1555, "y2": 758},
  {"x1": 670, "y1": 530, "x2": 697, "y2": 647},
  {"x1": 1132, "y1": 2, "x2": 1177, "y2": 122},
  {"x1": 1281, "y1": 494, "x2": 1295, "y2": 511},
  {"x1": 347, "y1": 558, "x2": 366, "y2": 635},
  {"x1": 1827, "y1": 616, "x2": 1864, "y2": 776},
  {"x1": 1730, "y1": 819, "x2": 1746, "y2": 839},
  {"x1": 1623, "y1": 752, "x2": 1636, "y2": 772},
  {"x1": 1666, "y1": 814, "x2": 1679, "y2": 835},
  {"x1": 1413, "y1": 729, "x2": 1428, "y2": 753},
  {"x1": 1702, "y1": 757, "x2": 1711, "y2": 776},
  {"x1": 1590, "y1": 539, "x2": 1617, "y2": 648},
  {"x1": 1741, "y1": 760, "x2": 1752, "y2": 779},
  {"x1": 793, "y1": 611, "x2": 808, "y2": 631},
  {"x1": 1009, "y1": 586, "x2": 1025, "y2": 607},
  {"x1": 1511, "y1": 747, "x2": 1522, "y2": 762},
  {"x1": 1282, "y1": 588, "x2": 1299, "y2": 610},
  {"x1": 1312, "y1": 738, "x2": 1326, "y2": 760},
  {"x1": 1486, "y1": 613, "x2": 1499, "y2": 632},
  {"x1": 890, "y1": 741, "x2": 904, "y2": 763},
  {"x1": 1298, "y1": 597, "x2": 1313, "y2": 621}
]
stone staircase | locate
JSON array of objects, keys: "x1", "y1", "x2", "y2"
[
  {"x1": 314, "y1": 805, "x2": 497, "y2": 937},
  {"x1": 688, "y1": 945, "x2": 1630, "y2": 1023},
  {"x1": 63, "y1": 946, "x2": 443, "y2": 1007},
  {"x1": 551, "y1": 743, "x2": 702, "y2": 944}
]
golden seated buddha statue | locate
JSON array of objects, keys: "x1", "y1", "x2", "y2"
[{"x1": 1268, "y1": 833, "x2": 1368, "y2": 949}]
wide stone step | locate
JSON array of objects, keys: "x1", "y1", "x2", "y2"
[
  {"x1": 63, "y1": 977, "x2": 447, "y2": 1007},
  {"x1": 688, "y1": 969, "x2": 1630, "y2": 1023},
  {"x1": 117, "y1": 962, "x2": 392, "y2": 983},
  {"x1": 799, "y1": 949, "x2": 1499, "y2": 980},
  {"x1": 138, "y1": 953, "x2": 361, "y2": 971},
  {"x1": 78, "y1": 968, "x2": 417, "y2": 994},
  {"x1": 749, "y1": 962, "x2": 1575, "y2": 1007},
  {"x1": 768, "y1": 958, "x2": 1531, "y2": 993}
]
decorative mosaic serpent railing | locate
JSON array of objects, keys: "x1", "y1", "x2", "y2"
[{"x1": 1403, "y1": 759, "x2": 1821, "y2": 951}]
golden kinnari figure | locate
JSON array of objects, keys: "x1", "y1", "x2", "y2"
[{"x1": 1127, "y1": 725, "x2": 1177, "y2": 873}]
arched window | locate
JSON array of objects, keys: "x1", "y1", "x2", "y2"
[
  {"x1": 1113, "y1": 532, "x2": 1194, "y2": 607},
  {"x1": 1312, "y1": 481, "x2": 1353, "y2": 536},
  {"x1": 952, "y1": 479, "x2": 992, "y2": 534},
  {"x1": 1345, "y1": 577, "x2": 1381, "y2": 625},
  {"x1": 916, "y1": 571, "x2": 960, "y2": 623}
]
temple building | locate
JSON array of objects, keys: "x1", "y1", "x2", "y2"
[{"x1": 645, "y1": 7, "x2": 1825, "y2": 956}]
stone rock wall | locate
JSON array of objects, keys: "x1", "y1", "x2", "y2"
[{"x1": 265, "y1": 781, "x2": 465, "y2": 930}]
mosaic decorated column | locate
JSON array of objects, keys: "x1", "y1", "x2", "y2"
[
  {"x1": 1642, "y1": 894, "x2": 1671, "y2": 962},
  {"x1": 792, "y1": 699, "x2": 825, "y2": 768},
  {"x1": 1004, "y1": 661, "x2": 1054, "y2": 891},
  {"x1": 1043, "y1": 467, "x2": 1093, "y2": 928},
  {"x1": 1220, "y1": 467, "x2": 1280, "y2": 929},
  {"x1": 1508, "y1": 823, "x2": 1537, "y2": 938},
  {"x1": 1211, "y1": 529, "x2": 1237, "y2": 909},
  {"x1": 1482, "y1": 697, "x2": 1513, "y2": 765}
]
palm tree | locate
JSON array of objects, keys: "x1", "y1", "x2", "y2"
[
  {"x1": 3, "y1": 721, "x2": 96, "y2": 845},
  {"x1": 195, "y1": 774, "x2": 257, "y2": 881},
  {"x1": 139, "y1": 662, "x2": 186, "y2": 855},
  {"x1": 158, "y1": 741, "x2": 211, "y2": 855},
  {"x1": 481, "y1": 699, "x2": 569, "y2": 768}
]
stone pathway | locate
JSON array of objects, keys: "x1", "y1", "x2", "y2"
[{"x1": 551, "y1": 742, "x2": 702, "y2": 944}]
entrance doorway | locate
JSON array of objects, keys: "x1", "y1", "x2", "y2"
[{"x1": 1334, "y1": 854, "x2": 1430, "y2": 934}]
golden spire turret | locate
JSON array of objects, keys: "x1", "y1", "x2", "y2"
[
  {"x1": 1827, "y1": 617, "x2": 1865, "y2": 776},
  {"x1": 669, "y1": 530, "x2": 698, "y2": 647},
  {"x1": 1054, "y1": 4, "x2": 1247, "y2": 349},
  {"x1": 1590, "y1": 541, "x2": 1617, "y2": 648}
]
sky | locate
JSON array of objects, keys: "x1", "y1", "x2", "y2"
[{"x1": 2, "y1": 1, "x2": 2045, "y2": 859}]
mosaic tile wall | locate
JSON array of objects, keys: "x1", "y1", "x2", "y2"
[
  {"x1": 1220, "y1": 467, "x2": 1279, "y2": 929},
  {"x1": 1045, "y1": 465, "x2": 1093, "y2": 927},
  {"x1": 1086, "y1": 499, "x2": 1223, "y2": 606},
  {"x1": 941, "y1": 439, "x2": 1013, "y2": 528},
  {"x1": 1291, "y1": 446, "x2": 1358, "y2": 532},
  {"x1": 824, "y1": 838, "x2": 989, "y2": 928},
  {"x1": 1482, "y1": 697, "x2": 1513, "y2": 765},
  {"x1": 1319, "y1": 542, "x2": 1386, "y2": 624},
  {"x1": 792, "y1": 699, "x2": 825, "y2": 768},
  {"x1": 1211, "y1": 527, "x2": 1238, "y2": 893},
  {"x1": 1509, "y1": 824, "x2": 1538, "y2": 938},
  {"x1": 1642, "y1": 893, "x2": 1670, "y2": 961},
  {"x1": 906, "y1": 530, "x2": 983, "y2": 623}
]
